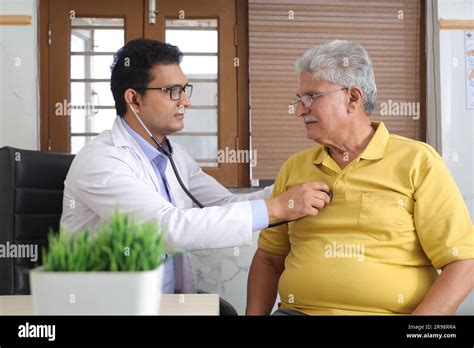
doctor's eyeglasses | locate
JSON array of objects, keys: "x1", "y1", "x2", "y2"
[{"x1": 144, "y1": 83, "x2": 193, "y2": 101}]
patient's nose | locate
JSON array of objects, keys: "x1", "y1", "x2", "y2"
[{"x1": 295, "y1": 102, "x2": 308, "y2": 117}]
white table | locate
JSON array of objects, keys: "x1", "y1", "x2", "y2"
[{"x1": 0, "y1": 294, "x2": 219, "y2": 315}]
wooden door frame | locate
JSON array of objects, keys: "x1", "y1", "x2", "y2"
[
  {"x1": 419, "y1": 0, "x2": 427, "y2": 143},
  {"x1": 39, "y1": 0, "x2": 49, "y2": 152},
  {"x1": 235, "y1": 0, "x2": 250, "y2": 187}
]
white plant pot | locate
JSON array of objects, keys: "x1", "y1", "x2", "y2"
[{"x1": 30, "y1": 265, "x2": 164, "y2": 315}]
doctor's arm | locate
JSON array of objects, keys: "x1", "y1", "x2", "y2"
[{"x1": 72, "y1": 151, "x2": 327, "y2": 250}]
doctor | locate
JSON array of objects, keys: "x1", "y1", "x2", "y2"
[{"x1": 60, "y1": 39, "x2": 331, "y2": 294}]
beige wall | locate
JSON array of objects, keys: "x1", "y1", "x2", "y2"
[{"x1": 0, "y1": 0, "x2": 39, "y2": 150}]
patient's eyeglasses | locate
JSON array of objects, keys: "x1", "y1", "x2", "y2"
[{"x1": 290, "y1": 87, "x2": 348, "y2": 109}]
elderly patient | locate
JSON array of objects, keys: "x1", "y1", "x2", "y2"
[{"x1": 247, "y1": 40, "x2": 474, "y2": 315}]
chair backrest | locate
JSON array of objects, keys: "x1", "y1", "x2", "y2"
[{"x1": 0, "y1": 146, "x2": 74, "y2": 294}]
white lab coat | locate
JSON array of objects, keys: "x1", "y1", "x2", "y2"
[{"x1": 60, "y1": 117, "x2": 272, "y2": 292}]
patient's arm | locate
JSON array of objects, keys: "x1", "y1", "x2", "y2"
[
  {"x1": 412, "y1": 259, "x2": 474, "y2": 315},
  {"x1": 246, "y1": 249, "x2": 286, "y2": 315}
]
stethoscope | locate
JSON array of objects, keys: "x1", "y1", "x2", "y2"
[
  {"x1": 128, "y1": 103, "x2": 331, "y2": 228},
  {"x1": 128, "y1": 103, "x2": 204, "y2": 209}
]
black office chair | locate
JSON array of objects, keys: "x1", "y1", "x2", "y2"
[
  {"x1": 0, "y1": 146, "x2": 74, "y2": 295},
  {"x1": 0, "y1": 146, "x2": 238, "y2": 315}
]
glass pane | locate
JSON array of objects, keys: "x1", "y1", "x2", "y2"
[
  {"x1": 70, "y1": 55, "x2": 114, "y2": 79},
  {"x1": 168, "y1": 135, "x2": 218, "y2": 161},
  {"x1": 181, "y1": 56, "x2": 217, "y2": 77},
  {"x1": 71, "y1": 17, "x2": 124, "y2": 27},
  {"x1": 91, "y1": 55, "x2": 114, "y2": 78},
  {"x1": 71, "y1": 82, "x2": 86, "y2": 106},
  {"x1": 69, "y1": 17, "x2": 124, "y2": 154},
  {"x1": 166, "y1": 30, "x2": 217, "y2": 53},
  {"x1": 187, "y1": 73, "x2": 217, "y2": 80},
  {"x1": 71, "y1": 32, "x2": 87, "y2": 51},
  {"x1": 166, "y1": 19, "x2": 219, "y2": 168},
  {"x1": 190, "y1": 82, "x2": 218, "y2": 106},
  {"x1": 91, "y1": 82, "x2": 114, "y2": 106},
  {"x1": 71, "y1": 82, "x2": 114, "y2": 107},
  {"x1": 70, "y1": 55, "x2": 85, "y2": 79},
  {"x1": 71, "y1": 135, "x2": 96, "y2": 155},
  {"x1": 71, "y1": 28, "x2": 123, "y2": 53},
  {"x1": 166, "y1": 19, "x2": 217, "y2": 29},
  {"x1": 93, "y1": 29, "x2": 124, "y2": 52},
  {"x1": 182, "y1": 109, "x2": 217, "y2": 133},
  {"x1": 71, "y1": 109, "x2": 116, "y2": 134}
]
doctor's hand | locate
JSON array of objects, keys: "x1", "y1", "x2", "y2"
[{"x1": 265, "y1": 182, "x2": 331, "y2": 224}]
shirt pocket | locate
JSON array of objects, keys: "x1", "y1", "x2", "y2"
[{"x1": 358, "y1": 192, "x2": 414, "y2": 241}]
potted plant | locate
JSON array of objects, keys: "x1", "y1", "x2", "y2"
[{"x1": 30, "y1": 211, "x2": 167, "y2": 315}]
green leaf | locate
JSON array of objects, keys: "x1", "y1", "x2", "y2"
[{"x1": 41, "y1": 210, "x2": 166, "y2": 272}]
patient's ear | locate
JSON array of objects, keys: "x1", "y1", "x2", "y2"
[{"x1": 347, "y1": 87, "x2": 364, "y2": 114}]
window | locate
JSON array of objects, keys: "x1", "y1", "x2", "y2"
[
  {"x1": 69, "y1": 17, "x2": 125, "y2": 153},
  {"x1": 166, "y1": 19, "x2": 219, "y2": 167}
]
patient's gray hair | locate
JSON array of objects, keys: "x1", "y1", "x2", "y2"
[{"x1": 295, "y1": 40, "x2": 377, "y2": 115}]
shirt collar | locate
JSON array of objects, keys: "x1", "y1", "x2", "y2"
[
  {"x1": 120, "y1": 118, "x2": 162, "y2": 162},
  {"x1": 312, "y1": 121, "x2": 390, "y2": 164},
  {"x1": 359, "y1": 121, "x2": 389, "y2": 160},
  {"x1": 313, "y1": 145, "x2": 329, "y2": 165}
]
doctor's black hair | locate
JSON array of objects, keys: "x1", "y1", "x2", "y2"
[{"x1": 110, "y1": 38, "x2": 183, "y2": 117}]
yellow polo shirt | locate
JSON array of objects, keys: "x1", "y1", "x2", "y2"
[{"x1": 258, "y1": 121, "x2": 474, "y2": 315}]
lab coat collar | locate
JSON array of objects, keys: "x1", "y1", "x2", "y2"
[
  {"x1": 120, "y1": 117, "x2": 164, "y2": 162},
  {"x1": 111, "y1": 116, "x2": 137, "y2": 149},
  {"x1": 110, "y1": 116, "x2": 163, "y2": 192}
]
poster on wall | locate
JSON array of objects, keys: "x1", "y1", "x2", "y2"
[{"x1": 466, "y1": 30, "x2": 474, "y2": 110}]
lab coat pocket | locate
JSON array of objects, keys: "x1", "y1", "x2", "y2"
[{"x1": 358, "y1": 192, "x2": 414, "y2": 241}]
